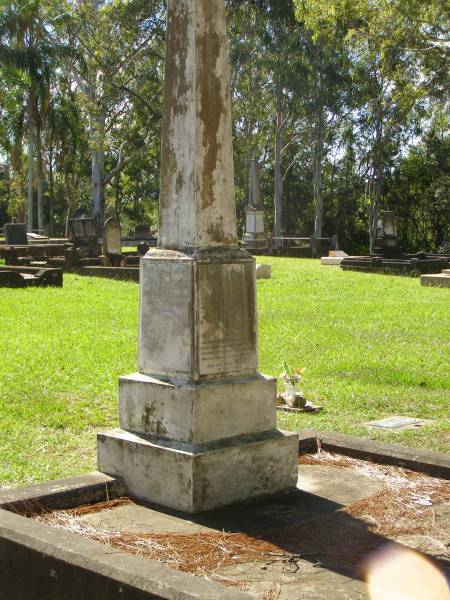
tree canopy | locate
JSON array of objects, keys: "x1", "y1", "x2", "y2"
[{"x1": 0, "y1": 0, "x2": 448, "y2": 252}]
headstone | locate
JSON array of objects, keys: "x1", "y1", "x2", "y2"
[
  {"x1": 73, "y1": 208, "x2": 90, "y2": 220},
  {"x1": 256, "y1": 264, "x2": 272, "y2": 279},
  {"x1": 97, "y1": 0, "x2": 298, "y2": 514},
  {"x1": 373, "y1": 211, "x2": 402, "y2": 257},
  {"x1": 5, "y1": 223, "x2": 28, "y2": 246},
  {"x1": 68, "y1": 218, "x2": 97, "y2": 245},
  {"x1": 103, "y1": 218, "x2": 122, "y2": 257},
  {"x1": 67, "y1": 215, "x2": 99, "y2": 264},
  {"x1": 242, "y1": 152, "x2": 267, "y2": 249},
  {"x1": 137, "y1": 242, "x2": 150, "y2": 256},
  {"x1": 133, "y1": 224, "x2": 152, "y2": 240}
]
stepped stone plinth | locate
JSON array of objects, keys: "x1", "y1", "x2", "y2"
[{"x1": 97, "y1": 0, "x2": 298, "y2": 513}]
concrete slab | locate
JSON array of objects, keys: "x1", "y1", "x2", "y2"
[
  {"x1": 1, "y1": 438, "x2": 448, "y2": 600},
  {"x1": 40, "y1": 463, "x2": 450, "y2": 600},
  {"x1": 365, "y1": 416, "x2": 428, "y2": 431},
  {"x1": 298, "y1": 465, "x2": 381, "y2": 505},
  {"x1": 321, "y1": 256, "x2": 345, "y2": 266},
  {"x1": 216, "y1": 559, "x2": 368, "y2": 600},
  {"x1": 0, "y1": 509, "x2": 250, "y2": 600},
  {"x1": 81, "y1": 464, "x2": 382, "y2": 536},
  {"x1": 330, "y1": 251, "x2": 349, "y2": 258},
  {"x1": 421, "y1": 273, "x2": 450, "y2": 288},
  {"x1": 74, "y1": 266, "x2": 140, "y2": 282}
]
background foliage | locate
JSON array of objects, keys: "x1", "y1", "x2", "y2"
[{"x1": 0, "y1": 0, "x2": 448, "y2": 252}]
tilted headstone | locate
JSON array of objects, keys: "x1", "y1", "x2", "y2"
[
  {"x1": 5, "y1": 223, "x2": 28, "y2": 246},
  {"x1": 97, "y1": 0, "x2": 298, "y2": 514}
]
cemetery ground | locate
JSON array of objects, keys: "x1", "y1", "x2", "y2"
[{"x1": 0, "y1": 258, "x2": 449, "y2": 488}]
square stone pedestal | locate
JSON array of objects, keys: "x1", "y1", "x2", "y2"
[
  {"x1": 138, "y1": 247, "x2": 259, "y2": 382},
  {"x1": 97, "y1": 428, "x2": 298, "y2": 513},
  {"x1": 118, "y1": 372, "x2": 278, "y2": 443}
]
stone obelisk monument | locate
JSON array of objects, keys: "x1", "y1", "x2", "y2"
[
  {"x1": 97, "y1": 0, "x2": 298, "y2": 513},
  {"x1": 242, "y1": 151, "x2": 267, "y2": 249}
]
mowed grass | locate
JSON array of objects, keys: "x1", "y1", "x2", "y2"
[
  {"x1": 258, "y1": 259, "x2": 449, "y2": 452},
  {"x1": 0, "y1": 259, "x2": 448, "y2": 487}
]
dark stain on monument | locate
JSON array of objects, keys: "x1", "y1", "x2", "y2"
[
  {"x1": 160, "y1": 4, "x2": 190, "y2": 213},
  {"x1": 197, "y1": 2, "x2": 227, "y2": 212}
]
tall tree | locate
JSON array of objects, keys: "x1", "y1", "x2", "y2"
[
  {"x1": 59, "y1": 0, "x2": 164, "y2": 232},
  {"x1": 0, "y1": 0, "x2": 71, "y2": 231}
]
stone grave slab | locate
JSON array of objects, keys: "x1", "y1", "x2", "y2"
[
  {"x1": 365, "y1": 416, "x2": 428, "y2": 431},
  {"x1": 321, "y1": 256, "x2": 345, "y2": 266},
  {"x1": 421, "y1": 273, "x2": 450, "y2": 288}
]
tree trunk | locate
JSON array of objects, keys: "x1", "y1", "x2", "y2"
[
  {"x1": 36, "y1": 126, "x2": 44, "y2": 233},
  {"x1": 312, "y1": 48, "x2": 325, "y2": 244},
  {"x1": 369, "y1": 119, "x2": 383, "y2": 254},
  {"x1": 27, "y1": 134, "x2": 34, "y2": 232},
  {"x1": 313, "y1": 112, "x2": 324, "y2": 240},
  {"x1": 273, "y1": 104, "x2": 283, "y2": 244},
  {"x1": 89, "y1": 0, "x2": 105, "y2": 235},
  {"x1": 92, "y1": 141, "x2": 105, "y2": 232},
  {"x1": 64, "y1": 171, "x2": 78, "y2": 237},
  {"x1": 48, "y1": 147, "x2": 54, "y2": 237}
]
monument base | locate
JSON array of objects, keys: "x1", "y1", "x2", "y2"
[
  {"x1": 119, "y1": 372, "x2": 277, "y2": 444},
  {"x1": 97, "y1": 428, "x2": 298, "y2": 513},
  {"x1": 241, "y1": 232, "x2": 268, "y2": 250}
]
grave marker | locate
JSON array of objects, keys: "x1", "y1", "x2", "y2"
[
  {"x1": 103, "y1": 218, "x2": 122, "y2": 265},
  {"x1": 4, "y1": 223, "x2": 28, "y2": 246},
  {"x1": 97, "y1": 0, "x2": 298, "y2": 514}
]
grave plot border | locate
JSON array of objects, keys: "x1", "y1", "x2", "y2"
[{"x1": 0, "y1": 431, "x2": 448, "y2": 600}]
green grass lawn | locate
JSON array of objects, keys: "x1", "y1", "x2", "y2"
[{"x1": 0, "y1": 259, "x2": 448, "y2": 487}]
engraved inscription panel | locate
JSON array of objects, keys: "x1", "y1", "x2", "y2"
[
  {"x1": 198, "y1": 262, "x2": 257, "y2": 377},
  {"x1": 139, "y1": 259, "x2": 193, "y2": 376}
]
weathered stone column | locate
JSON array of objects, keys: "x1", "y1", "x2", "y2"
[{"x1": 97, "y1": 0, "x2": 298, "y2": 513}]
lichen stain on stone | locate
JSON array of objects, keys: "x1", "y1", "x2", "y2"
[
  {"x1": 155, "y1": 420, "x2": 168, "y2": 436},
  {"x1": 160, "y1": 2, "x2": 191, "y2": 213},
  {"x1": 206, "y1": 215, "x2": 225, "y2": 244},
  {"x1": 197, "y1": 1, "x2": 227, "y2": 217},
  {"x1": 142, "y1": 403, "x2": 156, "y2": 431},
  {"x1": 175, "y1": 170, "x2": 184, "y2": 194}
]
